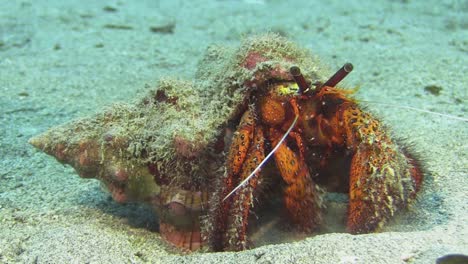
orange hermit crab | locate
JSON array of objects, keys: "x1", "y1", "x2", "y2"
[
  {"x1": 206, "y1": 62, "x2": 424, "y2": 251},
  {"x1": 29, "y1": 34, "x2": 424, "y2": 252}
]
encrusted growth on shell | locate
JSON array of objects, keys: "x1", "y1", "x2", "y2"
[{"x1": 30, "y1": 33, "x2": 327, "y2": 195}]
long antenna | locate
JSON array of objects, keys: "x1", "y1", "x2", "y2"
[{"x1": 361, "y1": 101, "x2": 468, "y2": 122}]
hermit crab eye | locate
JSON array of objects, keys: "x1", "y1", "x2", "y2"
[
  {"x1": 277, "y1": 83, "x2": 300, "y2": 95},
  {"x1": 290, "y1": 66, "x2": 309, "y2": 94}
]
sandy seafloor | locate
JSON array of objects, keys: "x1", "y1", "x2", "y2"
[{"x1": 0, "y1": 0, "x2": 467, "y2": 263}]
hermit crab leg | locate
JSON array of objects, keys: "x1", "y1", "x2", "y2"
[
  {"x1": 268, "y1": 99, "x2": 323, "y2": 231},
  {"x1": 269, "y1": 127, "x2": 323, "y2": 231},
  {"x1": 223, "y1": 126, "x2": 266, "y2": 250},
  {"x1": 213, "y1": 109, "x2": 260, "y2": 250},
  {"x1": 222, "y1": 114, "x2": 299, "y2": 202}
]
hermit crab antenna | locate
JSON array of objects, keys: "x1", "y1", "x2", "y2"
[
  {"x1": 223, "y1": 114, "x2": 299, "y2": 202},
  {"x1": 290, "y1": 66, "x2": 309, "y2": 94},
  {"x1": 323, "y1": 62, "x2": 353, "y2": 87}
]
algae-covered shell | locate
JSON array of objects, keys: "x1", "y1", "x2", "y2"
[
  {"x1": 29, "y1": 33, "x2": 326, "y2": 200},
  {"x1": 29, "y1": 33, "x2": 328, "y2": 251}
]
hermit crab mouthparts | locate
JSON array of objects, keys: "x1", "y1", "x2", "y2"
[{"x1": 222, "y1": 114, "x2": 299, "y2": 202}]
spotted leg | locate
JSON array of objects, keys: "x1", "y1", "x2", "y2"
[
  {"x1": 269, "y1": 128, "x2": 323, "y2": 232},
  {"x1": 212, "y1": 110, "x2": 265, "y2": 251},
  {"x1": 342, "y1": 106, "x2": 424, "y2": 233},
  {"x1": 224, "y1": 125, "x2": 265, "y2": 250}
]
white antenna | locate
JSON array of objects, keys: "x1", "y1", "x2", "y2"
[{"x1": 362, "y1": 101, "x2": 468, "y2": 122}]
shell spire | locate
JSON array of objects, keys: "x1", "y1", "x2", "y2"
[{"x1": 29, "y1": 108, "x2": 160, "y2": 204}]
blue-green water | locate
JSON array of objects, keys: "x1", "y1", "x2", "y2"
[{"x1": 0, "y1": 1, "x2": 466, "y2": 263}]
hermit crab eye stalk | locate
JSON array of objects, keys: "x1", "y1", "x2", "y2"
[
  {"x1": 290, "y1": 63, "x2": 354, "y2": 94},
  {"x1": 323, "y1": 62, "x2": 354, "y2": 87},
  {"x1": 289, "y1": 66, "x2": 310, "y2": 94}
]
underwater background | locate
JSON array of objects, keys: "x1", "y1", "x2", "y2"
[{"x1": 0, "y1": 0, "x2": 466, "y2": 263}]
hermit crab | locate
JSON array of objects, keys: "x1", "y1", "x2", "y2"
[{"x1": 29, "y1": 34, "x2": 423, "y2": 252}]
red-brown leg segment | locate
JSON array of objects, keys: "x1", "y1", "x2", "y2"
[
  {"x1": 209, "y1": 110, "x2": 256, "y2": 251},
  {"x1": 269, "y1": 128, "x2": 323, "y2": 232},
  {"x1": 213, "y1": 109, "x2": 264, "y2": 251},
  {"x1": 226, "y1": 110, "x2": 255, "y2": 177},
  {"x1": 224, "y1": 126, "x2": 265, "y2": 251}
]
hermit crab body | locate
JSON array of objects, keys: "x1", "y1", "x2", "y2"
[
  {"x1": 29, "y1": 34, "x2": 423, "y2": 252},
  {"x1": 207, "y1": 65, "x2": 423, "y2": 251}
]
